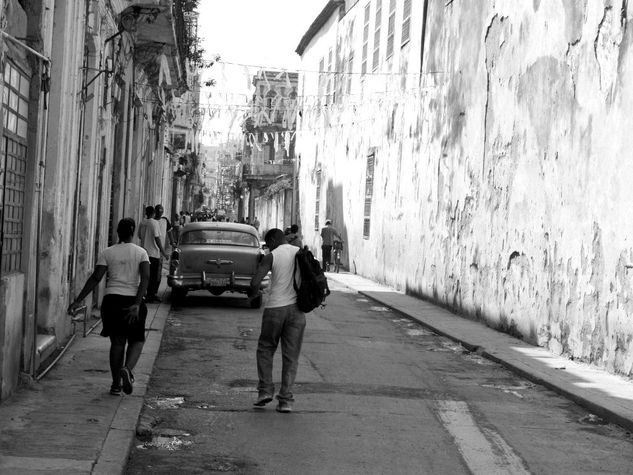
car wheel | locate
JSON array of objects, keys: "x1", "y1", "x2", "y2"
[
  {"x1": 250, "y1": 295, "x2": 262, "y2": 309},
  {"x1": 171, "y1": 288, "x2": 187, "y2": 305}
]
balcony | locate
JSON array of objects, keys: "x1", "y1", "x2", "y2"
[{"x1": 243, "y1": 162, "x2": 294, "y2": 183}]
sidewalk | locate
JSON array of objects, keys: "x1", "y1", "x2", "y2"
[
  {"x1": 0, "y1": 287, "x2": 170, "y2": 475},
  {"x1": 327, "y1": 272, "x2": 633, "y2": 433}
]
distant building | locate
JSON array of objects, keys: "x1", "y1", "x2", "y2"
[{"x1": 241, "y1": 70, "x2": 299, "y2": 231}]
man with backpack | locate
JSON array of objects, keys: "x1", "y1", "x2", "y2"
[{"x1": 248, "y1": 228, "x2": 305, "y2": 413}]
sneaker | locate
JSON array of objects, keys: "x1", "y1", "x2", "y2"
[
  {"x1": 276, "y1": 400, "x2": 292, "y2": 413},
  {"x1": 110, "y1": 385, "x2": 122, "y2": 396},
  {"x1": 253, "y1": 394, "x2": 273, "y2": 407},
  {"x1": 120, "y1": 367, "x2": 134, "y2": 395}
]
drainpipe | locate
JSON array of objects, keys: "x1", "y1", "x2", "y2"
[
  {"x1": 419, "y1": 0, "x2": 430, "y2": 78},
  {"x1": 69, "y1": 0, "x2": 91, "y2": 299}
]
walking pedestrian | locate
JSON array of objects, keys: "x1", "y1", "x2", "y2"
[
  {"x1": 138, "y1": 206, "x2": 168, "y2": 302},
  {"x1": 67, "y1": 218, "x2": 149, "y2": 396},
  {"x1": 320, "y1": 219, "x2": 342, "y2": 272},
  {"x1": 248, "y1": 228, "x2": 305, "y2": 413},
  {"x1": 252, "y1": 216, "x2": 260, "y2": 231}
]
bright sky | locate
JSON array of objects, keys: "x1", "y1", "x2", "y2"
[
  {"x1": 196, "y1": 1, "x2": 326, "y2": 145},
  {"x1": 197, "y1": 0, "x2": 325, "y2": 71}
]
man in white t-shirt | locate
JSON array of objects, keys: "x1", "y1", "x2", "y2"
[
  {"x1": 249, "y1": 228, "x2": 304, "y2": 413},
  {"x1": 68, "y1": 217, "x2": 150, "y2": 396},
  {"x1": 138, "y1": 206, "x2": 168, "y2": 302}
]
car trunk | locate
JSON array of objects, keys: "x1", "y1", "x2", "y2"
[{"x1": 179, "y1": 245, "x2": 260, "y2": 277}]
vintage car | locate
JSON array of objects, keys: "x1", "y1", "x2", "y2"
[{"x1": 167, "y1": 222, "x2": 268, "y2": 307}]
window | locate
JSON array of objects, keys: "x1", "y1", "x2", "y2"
[
  {"x1": 361, "y1": 4, "x2": 370, "y2": 75},
  {"x1": 1, "y1": 62, "x2": 30, "y2": 273},
  {"x1": 386, "y1": 0, "x2": 396, "y2": 59},
  {"x1": 372, "y1": 0, "x2": 382, "y2": 72},
  {"x1": 363, "y1": 152, "x2": 375, "y2": 239},
  {"x1": 318, "y1": 57, "x2": 325, "y2": 110},
  {"x1": 180, "y1": 230, "x2": 258, "y2": 247},
  {"x1": 327, "y1": 48, "x2": 333, "y2": 104},
  {"x1": 315, "y1": 169, "x2": 322, "y2": 231},
  {"x1": 347, "y1": 20, "x2": 355, "y2": 94},
  {"x1": 318, "y1": 57, "x2": 325, "y2": 98},
  {"x1": 402, "y1": 0, "x2": 412, "y2": 46}
]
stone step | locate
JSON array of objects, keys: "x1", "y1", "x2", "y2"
[{"x1": 35, "y1": 334, "x2": 57, "y2": 370}]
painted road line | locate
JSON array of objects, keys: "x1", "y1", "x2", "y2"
[{"x1": 435, "y1": 400, "x2": 530, "y2": 475}]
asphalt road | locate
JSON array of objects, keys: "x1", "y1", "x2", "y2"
[{"x1": 126, "y1": 280, "x2": 633, "y2": 474}]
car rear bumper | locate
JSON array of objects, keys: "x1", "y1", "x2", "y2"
[{"x1": 167, "y1": 272, "x2": 269, "y2": 293}]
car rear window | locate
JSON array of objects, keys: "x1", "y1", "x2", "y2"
[{"x1": 180, "y1": 230, "x2": 259, "y2": 247}]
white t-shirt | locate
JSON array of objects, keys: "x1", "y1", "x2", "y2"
[
  {"x1": 156, "y1": 217, "x2": 170, "y2": 248},
  {"x1": 267, "y1": 244, "x2": 300, "y2": 308},
  {"x1": 138, "y1": 218, "x2": 161, "y2": 258},
  {"x1": 96, "y1": 243, "x2": 149, "y2": 297}
]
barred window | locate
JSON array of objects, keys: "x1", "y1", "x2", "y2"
[
  {"x1": 315, "y1": 169, "x2": 322, "y2": 231},
  {"x1": 1, "y1": 62, "x2": 30, "y2": 274},
  {"x1": 363, "y1": 153, "x2": 375, "y2": 239},
  {"x1": 402, "y1": 0, "x2": 412, "y2": 46},
  {"x1": 361, "y1": 3, "x2": 370, "y2": 75},
  {"x1": 386, "y1": 0, "x2": 396, "y2": 59},
  {"x1": 373, "y1": 0, "x2": 382, "y2": 72}
]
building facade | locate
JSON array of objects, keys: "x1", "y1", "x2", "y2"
[
  {"x1": 296, "y1": 0, "x2": 633, "y2": 376},
  {"x1": 0, "y1": 0, "x2": 197, "y2": 400}
]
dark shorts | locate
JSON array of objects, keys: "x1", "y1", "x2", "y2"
[{"x1": 100, "y1": 294, "x2": 147, "y2": 342}]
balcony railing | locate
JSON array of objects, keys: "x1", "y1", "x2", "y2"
[{"x1": 243, "y1": 162, "x2": 293, "y2": 181}]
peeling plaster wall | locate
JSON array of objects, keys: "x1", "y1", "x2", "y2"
[{"x1": 297, "y1": 0, "x2": 633, "y2": 376}]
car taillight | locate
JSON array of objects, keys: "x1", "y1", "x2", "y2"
[{"x1": 170, "y1": 249, "x2": 180, "y2": 274}]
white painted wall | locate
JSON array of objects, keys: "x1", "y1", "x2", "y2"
[{"x1": 297, "y1": 0, "x2": 633, "y2": 376}]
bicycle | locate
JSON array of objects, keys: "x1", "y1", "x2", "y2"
[{"x1": 332, "y1": 240, "x2": 344, "y2": 273}]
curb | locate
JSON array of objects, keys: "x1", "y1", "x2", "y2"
[
  {"x1": 335, "y1": 284, "x2": 633, "y2": 434},
  {"x1": 92, "y1": 295, "x2": 171, "y2": 475}
]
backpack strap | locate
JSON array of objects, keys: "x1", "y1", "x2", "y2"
[{"x1": 293, "y1": 253, "x2": 300, "y2": 292}]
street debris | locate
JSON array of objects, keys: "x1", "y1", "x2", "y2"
[
  {"x1": 406, "y1": 328, "x2": 435, "y2": 337},
  {"x1": 137, "y1": 435, "x2": 192, "y2": 451},
  {"x1": 579, "y1": 414, "x2": 607, "y2": 425},
  {"x1": 146, "y1": 396, "x2": 185, "y2": 410},
  {"x1": 481, "y1": 382, "x2": 535, "y2": 398}
]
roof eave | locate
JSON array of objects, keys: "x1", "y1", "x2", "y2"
[{"x1": 295, "y1": 0, "x2": 345, "y2": 56}]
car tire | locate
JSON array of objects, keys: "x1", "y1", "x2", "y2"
[
  {"x1": 250, "y1": 295, "x2": 262, "y2": 309},
  {"x1": 171, "y1": 288, "x2": 187, "y2": 305}
]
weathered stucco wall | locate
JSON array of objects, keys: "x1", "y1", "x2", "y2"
[{"x1": 297, "y1": 0, "x2": 633, "y2": 376}]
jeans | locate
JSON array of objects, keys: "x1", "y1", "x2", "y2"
[
  {"x1": 256, "y1": 304, "x2": 306, "y2": 402},
  {"x1": 321, "y1": 245, "x2": 332, "y2": 270},
  {"x1": 147, "y1": 257, "x2": 161, "y2": 298}
]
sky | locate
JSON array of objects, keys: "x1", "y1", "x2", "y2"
[
  {"x1": 196, "y1": 1, "x2": 326, "y2": 145},
  {"x1": 197, "y1": 0, "x2": 325, "y2": 71}
]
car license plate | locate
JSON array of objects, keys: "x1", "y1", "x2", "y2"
[{"x1": 207, "y1": 277, "x2": 230, "y2": 287}]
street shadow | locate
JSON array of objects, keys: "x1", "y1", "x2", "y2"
[
  {"x1": 169, "y1": 290, "x2": 260, "y2": 311},
  {"x1": 323, "y1": 180, "x2": 349, "y2": 271}
]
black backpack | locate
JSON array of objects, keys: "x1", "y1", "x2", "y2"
[{"x1": 293, "y1": 247, "x2": 330, "y2": 313}]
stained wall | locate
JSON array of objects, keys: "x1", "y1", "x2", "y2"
[{"x1": 297, "y1": 0, "x2": 633, "y2": 375}]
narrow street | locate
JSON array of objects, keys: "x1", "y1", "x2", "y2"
[{"x1": 126, "y1": 280, "x2": 633, "y2": 475}]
